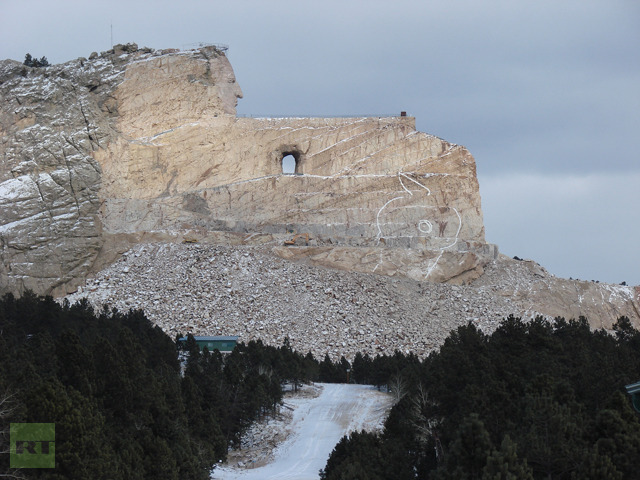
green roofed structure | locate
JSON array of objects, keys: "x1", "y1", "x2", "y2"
[
  {"x1": 625, "y1": 381, "x2": 640, "y2": 413},
  {"x1": 179, "y1": 335, "x2": 239, "y2": 353}
]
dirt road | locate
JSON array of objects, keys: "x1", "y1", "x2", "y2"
[{"x1": 212, "y1": 383, "x2": 391, "y2": 480}]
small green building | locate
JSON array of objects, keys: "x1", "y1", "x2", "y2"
[
  {"x1": 626, "y1": 381, "x2": 640, "y2": 413},
  {"x1": 179, "y1": 335, "x2": 239, "y2": 353}
]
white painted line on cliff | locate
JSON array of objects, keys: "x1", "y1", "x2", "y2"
[
  {"x1": 418, "y1": 220, "x2": 433, "y2": 234},
  {"x1": 313, "y1": 126, "x2": 372, "y2": 156},
  {"x1": 399, "y1": 172, "x2": 431, "y2": 195},
  {"x1": 375, "y1": 196, "x2": 404, "y2": 243},
  {"x1": 333, "y1": 135, "x2": 403, "y2": 177},
  {"x1": 373, "y1": 169, "x2": 438, "y2": 273},
  {"x1": 442, "y1": 207, "x2": 462, "y2": 250},
  {"x1": 398, "y1": 175, "x2": 413, "y2": 195},
  {"x1": 425, "y1": 251, "x2": 444, "y2": 281},
  {"x1": 298, "y1": 173, "x2": 401, "y2": 181}
]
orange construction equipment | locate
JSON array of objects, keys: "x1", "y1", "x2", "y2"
[{"x1": 284, "y1": 233, "x2": 310, "y2": 246}]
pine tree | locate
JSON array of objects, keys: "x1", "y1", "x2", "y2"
[
  {"x1": 23, "y1": 53, "x2": 49, "y2": 67},
  {"x1": 437, "y1": 414, "x2": 493, "y2": 480},
  {"x1": 592, "y1": 398, "x2": 640, "y2": 479},
  {"x1": 319, "y1": 354, "x2": 340, "y2": 382},
  {"x1": 481, "y1": 435, "x2": 534, "y2": 480},
  {"x1": 571, "y1": 448, "x2": 623, "y2": 480},
  {"x1": 517, "y1": 394, "x2": 586, "y2": 478},
  {"x1": 352, "y1": 352, "x2": 373, "y2": 384}
]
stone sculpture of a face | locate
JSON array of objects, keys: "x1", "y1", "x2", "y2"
[{"x1": 211, "y1": 55, "x2": 243, "y2": 115}]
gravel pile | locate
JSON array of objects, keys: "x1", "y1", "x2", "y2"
[{"x1": 65, "y1": 242, "x2": 527, "y2": 359}]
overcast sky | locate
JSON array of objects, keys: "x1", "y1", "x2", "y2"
[{"x1": 2, "y1": 0, "x2": 639, "y2": 285}]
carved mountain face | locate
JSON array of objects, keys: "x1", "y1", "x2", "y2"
[{"x1": 1, "y1": 47, "x2": 638, "y2": 335}]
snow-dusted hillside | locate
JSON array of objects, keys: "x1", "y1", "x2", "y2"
[{"x1": 64, "y1": 242, "x2": 639, "y2": 360}]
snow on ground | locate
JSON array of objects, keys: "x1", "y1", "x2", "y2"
[{"x1": 212, "y1": 383, "x2": 392, "y2": 480}]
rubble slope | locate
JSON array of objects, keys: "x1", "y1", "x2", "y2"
[{"x1": 65, "y1": 242, "x2": 639, "y2": 359}]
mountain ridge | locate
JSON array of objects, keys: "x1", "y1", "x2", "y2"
[{"x1": 1, "y1": 43, "x2": 638, "y2": 340}]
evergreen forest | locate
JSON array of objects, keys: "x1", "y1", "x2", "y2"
[
  {"x1": 2, "y1": 292, "x2": 640, "y2": 479},
  {"x1": 0, "y1": 292, "x2": 315, "y2": 479},
  {"x1": 320, "y1": 315, "x2": 640, "y2": 479}
]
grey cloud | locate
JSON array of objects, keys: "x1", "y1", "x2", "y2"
[{"x1": 480, "y1": 172, "x2": 640, "y2": 285}]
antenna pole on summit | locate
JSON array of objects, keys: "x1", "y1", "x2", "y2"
[{"x1": 110, "y1": 22, "x2": 113, "y2": 47}]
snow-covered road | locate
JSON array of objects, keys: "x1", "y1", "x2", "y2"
[{"x1": 212, "y1": 383, "x2": 391, "y2": 480}]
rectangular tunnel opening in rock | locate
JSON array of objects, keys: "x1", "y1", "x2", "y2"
[{"x1": 282, "y1": 153, "x2": 297, "y2": 174}]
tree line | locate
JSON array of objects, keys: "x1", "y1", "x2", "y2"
[
  {"x1": 23, "y1": 53, "x2": 49, "y2": 68},
  {"x1": 0, "y1": 292, "x2": 317, "y2": 479},
  {"x1": 3, "y1": 291, "x2": 640, "y2": 479},
  {"x1": 320, "y1": 315, "x2": 640, "y2": 479}
]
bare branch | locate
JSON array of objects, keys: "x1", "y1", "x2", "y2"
[
  {"x1": 410, "y1": 383, "x2": 442, "y2": 446},
  {"x1": 388, "y1": 374, "x2": 408, "y2": 404},
  {"x1": 0, "y1": 391, "x2": 18, "y2": 419},
  {"x1": 0, "y1": 471, "x2": 28, "y2": 480}
]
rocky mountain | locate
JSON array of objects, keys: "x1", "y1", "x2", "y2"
[
  {"x1": 1, "y1": 44, "x2": 638, "y2": 352},
  {"x1": 0, "y1": 43, "x2": 494, "y2": 293}
]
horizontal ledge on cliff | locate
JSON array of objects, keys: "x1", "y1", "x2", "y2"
[
  {"x1": 236, "y1": 114, "x2": 412, "y2": 119},
  {"x1": 181, "y1": 42, "x2": 229, "y2": 52}
]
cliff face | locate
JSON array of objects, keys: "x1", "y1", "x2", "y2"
[
  {"x1": 1, "y1": 45, "x2": 638, "y2": 331},
  {"x1": 97, "y1": 47, "x2": 492, "y2": 285},
  {"x1": 0, "y1": 52, "x2": 122, "y2": 293},
  {"x1": 0, "y1": 45, "x2": 494, "y2": 294},
  {"x1": 99, "y1": 112, "x2": 493, "y2": 284}
]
